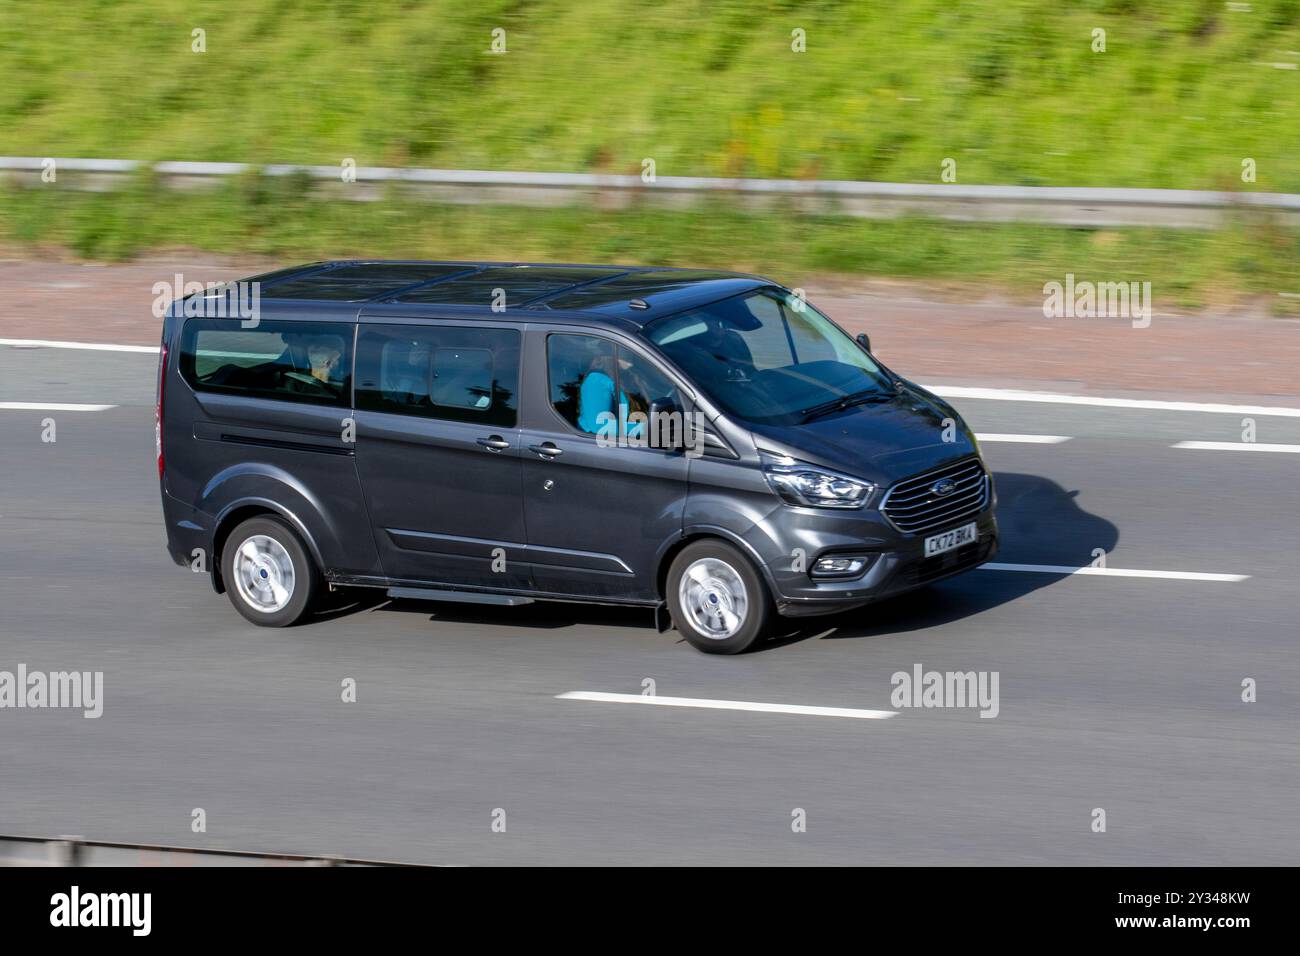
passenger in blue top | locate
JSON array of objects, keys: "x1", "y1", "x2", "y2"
[{"x1": 577, "y1": 354, "x2": 644, "y2": 440}]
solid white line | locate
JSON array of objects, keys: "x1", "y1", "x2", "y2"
[
  {"x1": 556, "y1": 691, "x2": 897, "y2": 720},
  {"x1": 1172, "y1": 441, "x2": 1300, "y2": 454},
  {"x1": 982, "y1": 562, "x2": 1248, "y2": 582},
  {"x1": 3, "y1": 335, "x2": 1297, "y2": 421},
  {"x1": 976, "y1": 433, "x2": 1071, "y2": 444},
  {"x1": 927, "y1": 385, "x2": 1300, "y2": 419},
  {"x1": 0, "y1": 337, "x2": 159, "y2": 354},
  {"x1": 0, "y1": 402, "x2": 116, "y2": 411}
]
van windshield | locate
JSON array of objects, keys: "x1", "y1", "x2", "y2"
[{"x1": 643, "y1": 289, "x2": 893, "y2": 426}]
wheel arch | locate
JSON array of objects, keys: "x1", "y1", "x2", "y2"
[
  {"x1": 210, "y1": 499, "x2": 324, "y2": 594},
  {"x1": 655, "y1": 525, "x2": 777, "y2": 603}
]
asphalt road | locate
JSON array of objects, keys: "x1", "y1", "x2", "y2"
[{"x1": 1, "y1": 345, "x2": 1297, "y2": 865}]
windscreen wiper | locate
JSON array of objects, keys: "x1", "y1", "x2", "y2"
[{"x1": 800, "y1": 389, "x2": 892, "y2": 424}]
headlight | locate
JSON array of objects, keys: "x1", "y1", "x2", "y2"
[{"x1": 760, "y1": 452, "x2": 875, "y2": 509}]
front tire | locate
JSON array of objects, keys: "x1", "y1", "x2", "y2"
[
  {"x1": 221, "y1": 515, "x2": 318, "y2": 627},
  {"x1": 667, "y1": 540, "x2": 772, "y2": 654}
]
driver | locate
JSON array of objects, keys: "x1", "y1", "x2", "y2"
[
  {"x1": 283, "y1": 338, "x2": 344, "y2": 398},
  {"x1": 695, "y1": 317, "x2": 753, "y2": 366},
  {"x1": 661, "y1": 317, "x2": 754, "y2": 385}
]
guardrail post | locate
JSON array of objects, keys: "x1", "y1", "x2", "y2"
[{"x1": 48, "y1": 835, "x2": 84, "y2": 866}]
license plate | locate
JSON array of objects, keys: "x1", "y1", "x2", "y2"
[{"x1": 924, "y1": 522, "x2": 978, "y2": 557}]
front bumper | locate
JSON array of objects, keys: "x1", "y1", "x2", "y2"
[{"x1": 753, "y1": 505, "x2": 999, "y2": 619}]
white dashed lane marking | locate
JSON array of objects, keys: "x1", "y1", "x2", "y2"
[
  {"x1": 932, "y1": 385, "x2": 1300, "y2": 419},
  {"x1": 976, "y1": 433, "x2": 1071, "y2": 444},
  {"x1": 982, "y1": 563, "x2": 1248, "y2": 582},
  {"x1": 0, "y1": 337, "x2": 158, "y2": 354},
  {"x1": 557, "y1": 691, "x2": 897, "y2": 720},
  {"x1": 1172, "y1": 441, "x2": 1300, "y2": 454},
  {"x1": 0, "y1": 402, "x2": 117, "y2": 411}
]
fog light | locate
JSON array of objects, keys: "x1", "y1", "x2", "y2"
[{"x1": 811, "y1": 556, "x2": 867, "y2": 577}]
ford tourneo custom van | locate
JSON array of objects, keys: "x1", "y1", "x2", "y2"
[{"x1": 158, "y1": 262, "x2": 996, "y2": 653}]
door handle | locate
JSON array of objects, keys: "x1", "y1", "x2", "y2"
[
  {"x1": 528, "y1": 442, "x2": 563, "y2": 459},
  {"x1": 477, "y1": 435, "x2": 511, "y2": 451}
]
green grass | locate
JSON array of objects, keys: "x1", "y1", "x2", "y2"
[
  {"x1": 4, "y1": 178, "x2": 1297, "y2": 311},
  {"x1": 1, "y1": 0, "x2": 1299, "y2": 191},
  {"x1": 2, "y1": 1, "x2": 1297, "y2": 303}
]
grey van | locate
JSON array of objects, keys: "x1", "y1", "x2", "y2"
[{"x1": 158, "y1": 261, "x2": 996, "y2": 653}]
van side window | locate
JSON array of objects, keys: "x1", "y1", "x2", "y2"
[
  {"x1": 617, "y1": 350, "x2": 678, "y2": 430},
  {"x1": 547, "y1": 333, "x2": 680, "y2": 440},
  {"x1": 355, "y1": 325, "x2": 519, "y2": 427},
  {"x1": 179, "y1": 320, "x2": 352, "y2": 408},
  {"x1": 548, "y1": 334, "x2": 617, "y2": 436}
]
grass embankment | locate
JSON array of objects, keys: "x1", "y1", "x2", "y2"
[
  {"x1": 3, "y1": 179, "x2": 1297, "y2": 311},
  {"x1": 3, "y1": 0, "x2": 1298, "y2": 188},
  {"x1": 2, "y1": 0, "x2": 1297, "y2": 306}
]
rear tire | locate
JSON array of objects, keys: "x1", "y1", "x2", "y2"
[
  {"x1": 667, "y1": 540, "x2": 772, "y2": 654},
  {"x1": 221, "y1": 515, "x2": 318, "y2": 627}
]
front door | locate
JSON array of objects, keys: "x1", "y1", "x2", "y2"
[{"x1": 517, "y1": 328, "x2": 690, "y2": 601}]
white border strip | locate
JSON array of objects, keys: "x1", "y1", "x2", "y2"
[
  {"x1": 928, "y1": 385, "x2": 1300, "y2": 419},
  {"x1": 1172, "y1": 441, "x2": 1300, "y2": 454},
  {"x1": 0, "y1": 338, "x2": 158, "y2": 354},
  {"x1": 557, "y1": 691, "x2": 897, "y2": 720},
  {"x1": 976, "y1": 433, "x2": 1071, "y2": 444},
  {"x1": 2, "y1": 336, "x2": 1298, "y2": 421},
  {"x1": 0, "y1": 402, "x2": 116, "y2": 411},
  {"x1": 983, "y1": 562, "x2": 1248, "y2": 582}
]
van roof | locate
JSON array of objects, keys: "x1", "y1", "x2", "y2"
[{"x1": 244, "y1": 260, "x2": 776, "y2": 326}]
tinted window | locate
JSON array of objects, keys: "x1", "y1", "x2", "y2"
[
  {"x1": 547, "y1": 333, "x2": 680, "y2": 440},
  {"x1": 618, "y1": 350, "x2": 679, "y2": 427},
  {"x1": 356, "y1": 325, "x2": 519, "y2": 427},
  {"x1": 179, "y1": 320, "x2": 353, "y2": 407},
  {"x1": 645, "y1": 290, "x2": 891, "y2": 426},
  {"x1": 548, "y1": 334, "x2": 615, "y2": 435}
]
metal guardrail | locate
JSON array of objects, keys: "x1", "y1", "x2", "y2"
[
  {"x1": 0, "y1": 834, "x2": 425, "y2": 867},
  {"x1": 3, "y1": 156, "x2": 1298, "y2": 228}
]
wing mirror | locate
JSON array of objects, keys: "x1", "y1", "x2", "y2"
[
  {"x1": 855, "y1": 332, "x2": 872, "y2": 353},
  {"x1": 647, "y1": 397, "x2": 684, "y2": 450}
]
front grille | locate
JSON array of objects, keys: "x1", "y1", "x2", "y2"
[{"x1": 881, "y1": 457, "x2": 989, "y2": 534}]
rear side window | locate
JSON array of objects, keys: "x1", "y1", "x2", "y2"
[
  {"x1": 355, "y1": 325, "x2": 520, "y2": 427},
  {"x1": 179, "y1": 320, "x2": 353, "y2": 408}
]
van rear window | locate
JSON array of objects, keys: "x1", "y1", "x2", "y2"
[{"x1": 179, "y1": 320, "x2": 353, "y2": 408}]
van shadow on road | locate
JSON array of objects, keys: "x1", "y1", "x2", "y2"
[
  {"x1": 312, "y1": 472, "x2": 1117, "y2": 647},
  {"x1": 798, "y1": 471, "x2": 1119, "y2": 646}
]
